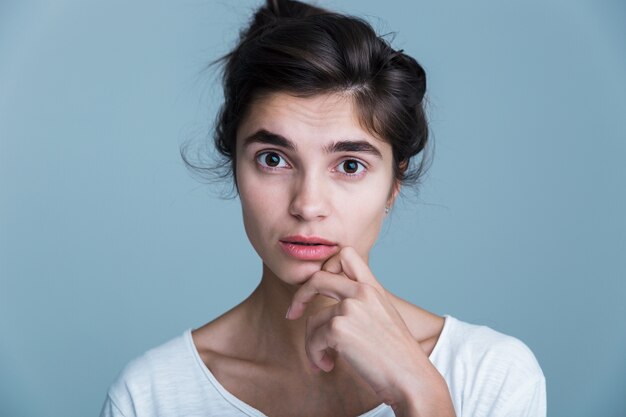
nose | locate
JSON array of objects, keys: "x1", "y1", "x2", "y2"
[{"x1": 288, "y1": 172, "x2": 331, "y2": 221}]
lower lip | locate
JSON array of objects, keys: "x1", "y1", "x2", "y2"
[{"x1": 279, "y1": 241, "x2": 339, "y2": 261}]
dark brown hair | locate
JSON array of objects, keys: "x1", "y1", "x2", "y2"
[{"x1": 182, "y1": 0, "x2": 431, "y2": 197}]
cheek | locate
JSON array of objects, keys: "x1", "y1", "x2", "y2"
[
  {"x1": 240, "y1": 186, "x2": 270, "y2": 238},
  {"x1": 238, "y1": 174, "x2": 286, "y2": 254},
  {"x1": 343, "y1": 192, "x2": 387, "y2": 257}
]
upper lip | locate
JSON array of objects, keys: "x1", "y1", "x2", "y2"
[{"x1": 280, "y1": 235, "x2": 338, "y2": 245}]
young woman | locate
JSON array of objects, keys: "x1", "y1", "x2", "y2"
[{"x1": 100, "y1": 1, "x2": 546, "y2": 416}]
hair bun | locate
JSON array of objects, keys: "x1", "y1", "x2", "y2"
[
  {"x1": 243, "y1": 0, "x2": 327, "y2": 44},
  {"x1": 393, "y1": 49, "x2": 427, "y2": 104},
  {"x1": 266, "y1": 0, "x2": 327, "y2": 19}
]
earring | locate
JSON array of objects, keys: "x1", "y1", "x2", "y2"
[{"x1": 385, "y1": 206, "x2": 390, "y2": 214}]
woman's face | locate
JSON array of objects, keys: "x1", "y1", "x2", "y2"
[{"x1": 235, "y1": 92, "x2": 399, "y2": 285}]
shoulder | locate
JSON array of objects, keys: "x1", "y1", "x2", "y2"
[
  {"x1": 112, "y1": 330, "x2": 191, "y2": 388},
  {"x1": 102, "y1": 330, "x2": 204, "y2": 416},
  {"x1": 444, "y1": 317, "x2": 540, "y2": 361},
  {"x1": 431, "y1": 316, "x2": 546, "y2": 417}
]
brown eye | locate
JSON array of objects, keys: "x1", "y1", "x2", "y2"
[
  {"x1": 265, "y1": 153, "x2": 280, "y2": 167},
  {"x1": 344, "y1": 160, "x2": 358, "y2": 173},
  {"x1": 337, "y1": 159, "x2": 365, "y2": 176},
  {"x1": 256, "y1": 151, "x2": 288, "y2": 169}
]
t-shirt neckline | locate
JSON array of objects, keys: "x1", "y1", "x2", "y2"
[{"x1": 184, "y1": 315, "x2": 453, "y2": 417}]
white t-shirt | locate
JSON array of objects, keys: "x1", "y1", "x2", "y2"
[{"x1": 100, "y1": 315, "x2": 546, "y2": 417}]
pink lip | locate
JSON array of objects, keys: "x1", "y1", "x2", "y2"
[
  {"x1": 280, "y1": 235, "x2": 337, "y2": 245},
  {"x1": 279, "y1": 235, "x2": 339, "y2": 261}
]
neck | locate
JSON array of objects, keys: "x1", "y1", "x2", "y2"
[
  {"x1": 242, "y1": 263, "x2": 341, "y2": 373},
  {"x1": 236, "y1": 263, "x2": 443, "y2": 374}
]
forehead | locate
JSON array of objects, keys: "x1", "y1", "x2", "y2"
[{"x1": 236, "y1": 92, "x2": 389, "y2": 152}]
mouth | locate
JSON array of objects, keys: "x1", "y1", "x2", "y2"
[
  {"x1": 278, "y1": 235, "x2": 339, "y2": 261},
  {"x1": 279, "y1": 235, "x2": 338, "y2": 246}
]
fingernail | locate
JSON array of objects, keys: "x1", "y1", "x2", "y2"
[{"x1": 285, "y1": 305, "x2": 292, "y2": 319}]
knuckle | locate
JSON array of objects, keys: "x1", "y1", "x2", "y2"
[
  {"x1": 355, "y1": 283, "x2": 371, "y2": 298},
  {"x1": 328, "y1": 316, "x2": 346, "y2": 335},
  {"x1": 357, "y1": 283, "x2": 379, "y2": 302},
  {"x1": 340, "y1": 298, "x2": 359, "y2": 314}
]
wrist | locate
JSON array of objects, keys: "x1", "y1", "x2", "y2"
[{"x1": 394, "y1": 362, "x2": 456, "y2": 417}]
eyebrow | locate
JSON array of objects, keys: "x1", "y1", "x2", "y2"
[{"x1": 242, "y1": 129, "x2": 383, "y2": 159}]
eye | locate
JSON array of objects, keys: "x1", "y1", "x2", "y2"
[
  {"x1": 336, "y1": 159, "x2": 366, "y2": 176},
  {"x1": 256, "y1": 151, "x2": 289, "y2": 169}
]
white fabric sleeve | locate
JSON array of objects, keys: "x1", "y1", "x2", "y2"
[
  {"x1": 437, "y1": 321, "x2": 547, "y2": 417},
  {"x1": 502, "y1": 376, "x2": 547, "y2": 417},
  {"x1": 99, "y1": 393, "x2": 132, "y2": 417}
]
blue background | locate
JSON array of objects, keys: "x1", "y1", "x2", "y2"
[{"x1": 1, "y1": 1, "x2": 624, "y2": 416}]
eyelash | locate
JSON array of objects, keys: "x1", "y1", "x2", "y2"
[{"x1": 255, "y1": 151, "x2": 367, "y2": 178}]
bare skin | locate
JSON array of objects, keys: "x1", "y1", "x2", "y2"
[
  {"x1": 192, "y1": 268, "x2": 445, "y2": 417},
  {"x1": 192, "y1": 92, "x2": 454, "y2": 416}
]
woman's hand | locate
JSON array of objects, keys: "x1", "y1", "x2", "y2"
[{"x1": 285, "y1": 247, "x2": 455, "y2": 417}]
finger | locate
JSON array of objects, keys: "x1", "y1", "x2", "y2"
[
  {"x1": 286, "y1": 270, "x2": 357, "y2": 320},
  {"x1": 320, "y1": 251, "x2": 344, "y2": 275},
  {"x1": 305, "y1": 301, "x2": 339, "y2": 343},
  {"x1": 306, "y1": 316, "x2": 349, "y2": 372},
  {"x1": 305, "y1": 299, "x2": 365, "y2": 358},
  {"x1": 304, "y1": 303, "x2": 340, "y2": 370},
  {"x1": 322, "y1": 247, "x2": 381, "y2": 288}
]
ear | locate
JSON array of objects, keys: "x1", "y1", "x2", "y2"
[
  {"x1": 387, "y1": 159, "x2": 407, "y2": 208},
  {"x1": 387, "y1": 178, "x2": 402, "y2": 209}
]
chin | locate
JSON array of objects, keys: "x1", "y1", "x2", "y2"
[{"x1": 266, "y1": 259, "x2": 324, "y2": 286}]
